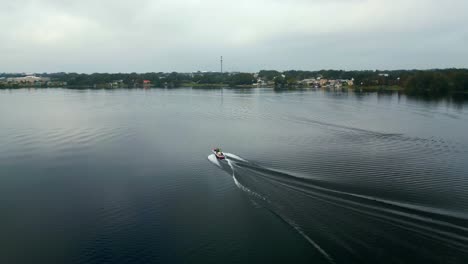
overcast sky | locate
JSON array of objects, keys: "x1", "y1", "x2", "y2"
[{"x1": 1, "y1": 0, "x2": 467, "y2": 73}]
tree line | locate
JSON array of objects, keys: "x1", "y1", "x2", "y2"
[
  {"x1": 258, "y1": 69, "x2": 468, "y2": 95},
  {"x1": 0, "y1": 72, "x2": 256, "y2": 88},
  {"x1": 1, "y1": 69, "x2": 468, "y2": 95}
]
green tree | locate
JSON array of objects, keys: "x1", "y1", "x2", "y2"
[
  {"x1": 404, "y1": 72, "x2": 450, "y2": 95},
  {"x1": 274, "y1": 75, "x2": 287, "y2": 88},
  {"x1": 228, "y1": 73, "x2": 255, "y2": 86},
  {"x1": 258, "y1": 70, "x2": 281, "y2": 81}
]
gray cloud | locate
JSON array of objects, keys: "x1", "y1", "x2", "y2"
[{"x1": 1, "y1": 0, "x2": 467, "y2": 72}]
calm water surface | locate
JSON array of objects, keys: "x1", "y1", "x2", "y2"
[{"x1": 1, "y1": 88, "x2": 468, "y2": 263}]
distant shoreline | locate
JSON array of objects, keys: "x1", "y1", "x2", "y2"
[{"x1": 1, "y1": 69, "x2": 467, "y2": 96}]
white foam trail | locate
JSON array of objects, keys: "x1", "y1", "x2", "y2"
[
  {"x1": 218, "y1": 154, "x2": 332, "y2": 261},
  {"x1": 292, "y1": 224, "x2": 335, "y2": 264},
  {"x1": 226, "y1": 159, "x2": 234, "y2": 171},
  {"x1": 207, "y1": 154, "x2": 221, "y2": 167},
  {"x1": 227, "y1": 159, "x2": 269, "y2": 202},
  {"x1": 224, "y1": 153, "x2": 247, "y2": 162}
]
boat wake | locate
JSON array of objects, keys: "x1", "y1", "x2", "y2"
[
  {"x1": 208, "y1": 152, "x2": 468, "y2": 263},
  {"x1": 208, "y1": 154, "x2": 269, "y2": 202}
]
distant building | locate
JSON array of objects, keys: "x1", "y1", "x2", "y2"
[
  {"x1": 299, "y1": 78, "x2": 317, "y2": 86},
  {"x1": 143, "y1": 80, "x2": 151, "y2": 84},
  {"x1": 255, "y1": 79, "x2": 268, "y2": 86},
  {"x1": 319, "y1": 79, "x2": 328, "y2": 86},
  {"x1": 6, "y1": 75, "x2": 50, "y2": 83},
  {"x1": 109, "y1": 80, "x2": 124, "y2": 88}
]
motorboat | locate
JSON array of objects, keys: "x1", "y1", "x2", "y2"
[{"x1": 212, "y1": 148, "x2": 225, "y2": 160}]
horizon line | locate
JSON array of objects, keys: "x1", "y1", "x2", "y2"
[{"x1": 2, "y1": 67, "x2": 468, "y2": 75}]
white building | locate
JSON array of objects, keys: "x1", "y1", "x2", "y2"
[{"x1": 6, "y1": 76, "x2": 50, "y2": 83}]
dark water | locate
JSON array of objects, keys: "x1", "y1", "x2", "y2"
[{"x1": 1, "y1": 88, "x2": 468, "y2": 264}]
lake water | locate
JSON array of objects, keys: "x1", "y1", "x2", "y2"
[{"x1": 1, "y1": 88, "x2": 468, "y2": 264}]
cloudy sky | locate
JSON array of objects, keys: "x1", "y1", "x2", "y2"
[{"x1": 1, "y1": 0, "x2": 467, "y2": 73}]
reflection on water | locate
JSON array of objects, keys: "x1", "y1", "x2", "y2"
[{"x1": 0, "y1": 88, "x2": 467, "y2": 264}]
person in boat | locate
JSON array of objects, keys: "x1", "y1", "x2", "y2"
[{"x1": 214, "y1": 148, "x2": 222, "y2": 155}]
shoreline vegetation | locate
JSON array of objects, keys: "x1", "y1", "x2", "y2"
[{"x1": 1, "y1": 69, "x2": 468, "y2": 96}]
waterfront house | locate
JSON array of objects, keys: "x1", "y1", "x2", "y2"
[
  {"x1": 299, "y1": 79, "x2": 317, "y2": 86},
  {"x1": 319, "y1": 79, "x2": 328, "y2": 87},
  {"x1": 7, "y1": 76, "x2": 50, "y2": 83}
]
